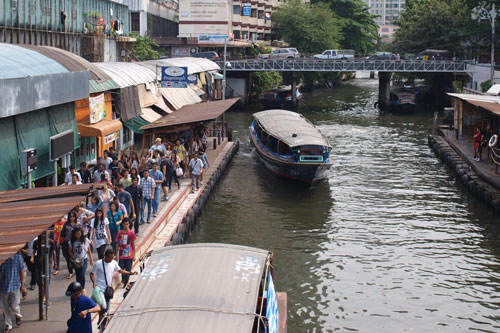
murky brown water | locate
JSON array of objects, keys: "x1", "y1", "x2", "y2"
[{"x1": 190, "y1": 78, "x2": 500, "y2": 332}]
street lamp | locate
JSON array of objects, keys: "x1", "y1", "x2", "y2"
[{"x1": 471, "y1": 3, "x2": 500, "y2": 82}]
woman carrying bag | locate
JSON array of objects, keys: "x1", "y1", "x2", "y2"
[
  {"x1": 107, "y1": 202, "x2": 123, "y2": 251},
  {"x1": 89, "y1": 208, "x2": 111, "y2": 260},
  {"x1": 58, "y1": 211, "x2": 78, "y2": 279}
]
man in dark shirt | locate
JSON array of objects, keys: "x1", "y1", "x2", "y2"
[
  {"x1": 30, "y1": 233, "x2": 56, "y2": 302},
  {"x1": 66, "y1": 282, "x2": 100, "y2": 333},
  {"x1": 125, "y1": 177, "x2": 143, "y2": 236},
  {"x1": 108, "y1": 156, "x2": 120, "y2": 185},
  {"x1": 77, "y1": 162, "x2": 92, "y2": 184}
]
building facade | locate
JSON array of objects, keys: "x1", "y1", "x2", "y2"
[{"x1": 362, "y1": 0, "x2": 405, "y2": 42}]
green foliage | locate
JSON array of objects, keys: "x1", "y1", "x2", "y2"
[
  {"x1": 129, "y1": 33, "x2": 160, "y2": 61},
  {"x1": 315, "y1": 0, "x2": 378, "y2": 55},
  {"x1": 481, "y1": 79, "x2": 493, "y2": 92},
  {"x1": 251, "y1": 72, "x2": 283, "y2": 97},
  {"x1": 272, "y1": 1, "x2": 342, "y2": 54},
  {"x1": 392, "y1": 0, "x2": 488, "y2": 55},
  {"x1": 248, "y1": 46, "x2": 260, "y2": 57},
  {"x1": 256, "y1": 44, "x2": 272, "y2": 54}
]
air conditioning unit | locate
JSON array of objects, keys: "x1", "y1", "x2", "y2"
[{"x1": 190, "y1": 47, "x2": 198, "y2": 55}]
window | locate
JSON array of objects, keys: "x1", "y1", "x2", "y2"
[
  {"x1": 131, "y1": 12, "x2": 140, "y2": 32},
  {"x1": 233, "y1": 30, "x2": 241, "y2": 39},
  {"x1": 251, "y1": 8, "x2": 257, "y2": 17},
  {"x1": 233, "y1": 4, "x2": 240, "y2": 14},
  {"x1": 258, "y1": 10, "x2": 264, "y2": 19}
]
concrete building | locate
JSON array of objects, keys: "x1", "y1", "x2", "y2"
[
  {"x1": 362, "y1": 0, "x2": 405, "y2": 42},
  {"x1": 177, "y1": 0, "x2": 282, "y2": 57},
  {"x1": 0, "y1": 0, "x2": 136, "y2": 61}
]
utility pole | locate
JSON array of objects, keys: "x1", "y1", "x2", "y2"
[{"x1": 222, "y1": 37, "x2": 227, "y2": 100}]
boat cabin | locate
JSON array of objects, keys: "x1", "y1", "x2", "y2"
[
  {"x1": 105, "y1": 243, "x2": 287, "y2": 333},
  {"x1": 252, "y1": 110, "x2": 331, "y2": 164}
]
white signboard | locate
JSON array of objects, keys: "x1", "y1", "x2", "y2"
[
  {"x1": 179, "y1": 0, "x2": 229, "y2": 37},
  {"x1": 89, "y1": 93, "x2": 106, "y2": 124}
]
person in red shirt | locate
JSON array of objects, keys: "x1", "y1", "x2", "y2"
[
  {"x1": 474, "y1": 126, "x2": 482, "y2": 161},
  {"x1": 51, "y1": 217, "x2": 66, "y2": 276},
  {"x1": 115, "y1": 218, "x2": 136, "y2": 287}
]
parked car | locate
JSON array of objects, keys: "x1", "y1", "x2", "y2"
[
  {"x1": 366, "y1": 52, "x2": 396, "y2": 60},
  {"x1": 268, "y1": 48, "x2": 301, "y2": 60},
  {"x1": 258, "y1": 53, "x2": 271, "y2": 60},
  {"x1": 313, "y1": 50, "x2": 354, "y2": 60},
  {"x1": 192, "y1": 51, "x2": 219, "y2": 60}
]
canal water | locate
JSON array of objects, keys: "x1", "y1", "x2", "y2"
[{"x1": 189, "y1": 77, "x2": 500, "y2": 332}]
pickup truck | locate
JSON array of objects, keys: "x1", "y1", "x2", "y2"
[{"x1": 313, "y1": 50, "x2": 354, "y2": 60}]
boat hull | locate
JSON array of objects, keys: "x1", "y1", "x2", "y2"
[{"x1": 249, "y1": 127, "x2": 331, "y2": 184}]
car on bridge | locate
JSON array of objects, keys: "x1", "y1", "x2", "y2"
[
  {"x1": 267, "y1": 48, "x2": 301, "y2": 60},
  {"x1": 366, "y1": 52, "x2": 397, "y2": 60},
  {"x1": 313, "y1": 50, "x2": 354, "y2": 60}
]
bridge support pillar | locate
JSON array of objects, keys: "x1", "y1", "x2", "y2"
[
  {"x1": 291, "y1": 71, "x2": 297, "y2": 110},
  {"x1": 378, "y1": 71, "x2": 391, "y2": 112}
]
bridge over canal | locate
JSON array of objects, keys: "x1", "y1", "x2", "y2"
[{"x1": 217, "y1": 59, "x2": 478, "y2": 111}]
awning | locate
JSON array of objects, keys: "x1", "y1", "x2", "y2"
[
  {"x1": 124, "y1": 116, "x2": 150, "y2": 134},
  {"x1": 159, "y1": 87, "x2": 202, "y2": 110},
  {"x1": 78, "y1": 119, "x2": 123, "y2": 137},
  {"x1": 138, "y1": 83, "x2": 158, "y2": 108},
  {"x1": 141, "y1": 98, "x2": 240, "y2": 130},
  {"x1": 447, "y1": 93, "x2": 500, "y2": 116},
  {"x1": 155, "y1": 91, "x2": 173, "y2": 114},
  {"x1": 140, "y1": 108, "x2": 163, "y2": 123},
  {"x1": 189, "y1": 84, "x2": 205, "y2": 96}
]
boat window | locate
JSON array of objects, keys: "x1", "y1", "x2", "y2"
[
  {"x1": 278, "y1": 141, "x2": 292, "y2": 155},
  {"x1": 266, "y1": 135, "x2": 278, "y2": 153}
]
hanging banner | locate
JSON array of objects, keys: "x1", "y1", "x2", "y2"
[
  {"x1": 242, "y1": 4, "x2": 251, "y2": 16},
  {"x1": 266, "y1": 273, "x2": 279, "y2": 333},
  {"x1": 197, "y1": 34, "x2": 229, "y2": 44},
  {"x1": 89, "y1": 93, "x2": 106, "y2": 124},
  {"x1": 187, "y1": 75, "x2": 198, "y2": 84},
  {"x1": 104, "y1": 132, "x2": 118, "y2": 145}
]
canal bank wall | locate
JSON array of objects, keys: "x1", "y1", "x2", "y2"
[{"x1": 428, "y1": 134, "x2": 500, "y2": 216}]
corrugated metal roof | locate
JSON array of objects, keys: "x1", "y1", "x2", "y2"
[
  {"x1": 159, "y1": 87, "x2": 202, "y2": 110},
  {"x1": 448, "y1": 93, "x2": 500, "y2": 115},
  {"x1": 18, "y1": 45, "x2": 120, "y2": 93},
  {"x1": 94, "y1": 62, "x2": 157, "y2": 88},
  {"x1": 0, "y1": 184, "x2": 105, "y2": 263},
  {"x1": 141, "y1": 98, "x2": 239, "y2": 130},
  {"x1": 106, "y1": 243, "x2": 270, "y2": 333},
  {"x1": 0, "y1": 195, "x2": 84, "y2": 264},
  {"x1": 487, "y1": 84, "x2": 500, "y2": 96},
  {"x1": 140, "y1": 108, "x2": 163, "y2": 122},
  {"x1": 139, "y1": 58, "x2": 221, "y2": 79},
  {"x1": 253, "y1": 110, "x2": 332, "y2": 148},
  {"x1": 138, "y1": 83, "x2": 158, "y2": 108},
  {"x1": 0, "y1": 43, "x2": 69, "y2": 79}
]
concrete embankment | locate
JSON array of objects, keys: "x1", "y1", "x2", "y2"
[{"x1": 428, "y1": 135, "x2": 500, "y2": 215}]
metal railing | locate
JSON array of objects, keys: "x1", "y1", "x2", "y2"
[{"x1": 219, "y1": 59, "x2": 469, "y2": 72}]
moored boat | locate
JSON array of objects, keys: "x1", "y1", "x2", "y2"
[
  {"x1": 390, "y1": 88, "x2": 416, "y2": 113},
  {"x1": 105, "y1": 243, "x2": 287, "y2": 333},
  {"x1": 262, "y1": 85, "x2": 302, "y2": 111},
  {"x1": 249, "y1": 109, "x2": 333, "y2": 184}
]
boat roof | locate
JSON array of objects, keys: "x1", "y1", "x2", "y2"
[
  {"x1": 253, "y1": 110, "x2": 332, "y2": 148},
  {"x1": 106, "y1": 243, "x2": 271, "y2": 333}
]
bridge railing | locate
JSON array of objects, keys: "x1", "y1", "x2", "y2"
[{"x1": 220, "y1": 59, "x2": 468, "y2": 72}]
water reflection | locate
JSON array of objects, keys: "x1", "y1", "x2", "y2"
[{"x1": 190, "y1": 78, "x2": 500, "y2": 332}]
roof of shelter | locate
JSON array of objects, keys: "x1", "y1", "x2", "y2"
[
  {"x1": 94, "y1": 62, "x2": 157, "y2": 88},
  {"x1": 0, "y1": 43, "x2": 69, "y2": 79},
  {"x1": 139, "y1": 58, "x2": 221, "y2": 79},
  {"x1": 106, "y1": 243, "x2": 270, "y2": 333},
  {"x1": 140, "y1": 98, "x2": 239, "y2": 130},
  {"x1": 448, "y1": 93, "x2": 500, "y2": 116}
]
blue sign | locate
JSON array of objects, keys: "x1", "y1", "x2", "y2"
[
  {"x1": 161, "y1": 66, "x2": 188, "y2": 88},
  {"x1": 242, "y1": 4, "x2": 251, "y2": 16},
  {"x1": 266, "y1": 273, "x2": 279, "y2": 333},
  {"x1": 198, "y1": 35, "x2": 229, "y2": 44}
]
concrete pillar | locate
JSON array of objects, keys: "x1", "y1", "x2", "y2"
[
  {"x1": 378, "y1": 71, "x2": 391, "y2": 112},
  {"x1": 291, "y1": 71, "x2": 297, "y2": 107}
]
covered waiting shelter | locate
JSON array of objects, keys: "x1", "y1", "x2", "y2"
[
  {"x1": 139, "y1": 97, "x2": 240, "y2": 152},
  {"x1": 0, "y1": 184, "x2": 101, "y2": 319}
]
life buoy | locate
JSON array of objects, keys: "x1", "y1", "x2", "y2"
[{"x1": 489, "y1": 135, "x2": 498, "y2": 148}]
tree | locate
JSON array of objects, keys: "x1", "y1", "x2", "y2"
[
  {"x1": 272, "y1": 1, "x2": 342, "y2": 54},
  {"x1": 130, "y1": 33, "x2": 160, "y2": 61},
  {"x1": 315, "y1": 0, "x2": 378, "y2": 55},
  {"x1": 251, "y1": 72, "x2": 283, "y2": 98},
  {"x1": 392, "y1": 0, "x2": 481, "y2": 56}
]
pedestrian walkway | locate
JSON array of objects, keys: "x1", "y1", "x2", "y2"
[
  {"x1": 442, "y1": 129, "x2": 500, "y2": 189},
  {"x1": 13, "y1": 138, "x2": 230, "y2": 333}
]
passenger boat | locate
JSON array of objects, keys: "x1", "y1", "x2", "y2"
[
  {"x1": 262, "y1": 85, "x2": 302, "y2": 111},
  {"x1": 390, "y1": 88, "x2": 416, "y2": 113},
  {"x1": 105, "y1": 243, "x2": 287, "y2": 333},
  {"x1": 249, "y1": 109, "x2": 333, "y2": 184}
]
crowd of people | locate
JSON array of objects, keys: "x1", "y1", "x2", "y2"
[{"x1": 0, "y1": 130, "x2": 213, "y2": 333}]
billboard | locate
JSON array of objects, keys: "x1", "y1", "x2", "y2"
[
  {"x1": 161, "y1": 66, "x2": 188, "y2": 88},
  {"x1": 198, "y1": 34, "x2": 229, "y2": 44},
  {"x1": 242, "y1": 4, "x2": 251, "y2": 16},
  {"x1": 179, "y1": 0, "x2": 229, "y2": 36}
]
